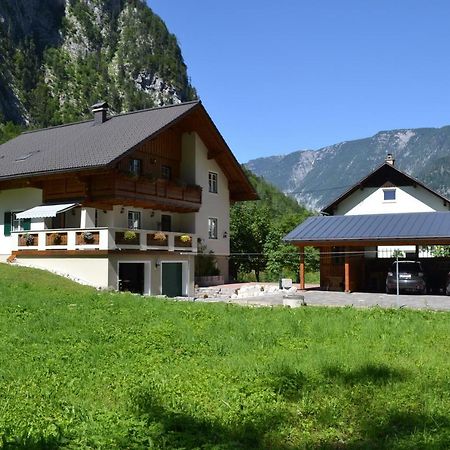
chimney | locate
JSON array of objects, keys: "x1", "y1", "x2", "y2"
[
  {"x1": 91, "y1": 101, "x2": 108, "y2": 125},
  {"x1": 385, "y1": 153, "x2": 395, "y2": 166}
]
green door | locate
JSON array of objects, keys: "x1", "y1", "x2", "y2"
[{"x1": 162, "y1": 263, "x2": 183, "y2": 297}]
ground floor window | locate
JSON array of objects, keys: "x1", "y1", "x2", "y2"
[{"x1": 208, "y1": 218, "x2": 218, "y2": 239}]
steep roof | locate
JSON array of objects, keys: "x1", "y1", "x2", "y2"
[
  {"x1": 0, "y1": 101, "x2": 257, "y2": 201},
  {"x1": 284, "y1": 211, "x2": 450, "y2": 245},
  {"x1": 0, "y1": 102, "x2": 198, "y2": 179},
  {"x1": 321, "y1": 162, "x2": 450, "y2": 215}
]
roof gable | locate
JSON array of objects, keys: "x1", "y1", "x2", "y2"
[
  {"x1": 321, "y1": 162, "x2": 450, "y2": 214},
  {"x1": 0, "y1": 101, "x2": 257, "y2": 201}
]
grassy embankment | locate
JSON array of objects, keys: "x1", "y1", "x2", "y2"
[{"x1": 0, "y1": 264, "x2": 449, "y2": 449}]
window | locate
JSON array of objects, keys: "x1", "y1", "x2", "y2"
[
  {"x1": 383, "y1": 189, "x2": 396, "y2": 201},
  {"x1": 12, "y1": 213, "x2": 26, "y2": 232},
  {"x1": 208, "y1": 172, "x2": 218, "y2": 193},
  {"x1": 129, "y1": 159, "x2": 141, "y2": 176},
  {"x1": 208, "y1": 218, "x2": 218, "y2": 239},
  {"x1": 4, "y1": 212, "x2": 30, "y2": 236},
  {"x1": 161, "y1": 165, "x2": 172, "y2": 180},
  {"x1": 128, "y1": 211, "x2": 141, "y2": 229}
]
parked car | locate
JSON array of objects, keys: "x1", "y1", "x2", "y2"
[
  {"x1": 386, "y1": 261, "x2": 426, "y2": 294},
  {"x1": 446, "y1": 273, "x2": 450, "y2": 296}
]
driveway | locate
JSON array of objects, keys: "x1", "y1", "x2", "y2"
[{"x1": 195, "y1": 284, "x2": 450, "y2": 311}]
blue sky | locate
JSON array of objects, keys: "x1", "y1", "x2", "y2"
[{"x1": 149, "y1": 0, "x2": 450, "y2": 163}]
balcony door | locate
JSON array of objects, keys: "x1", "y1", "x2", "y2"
[{"x1": 161, "y1": 214, "x2": 171, "y2": 232}]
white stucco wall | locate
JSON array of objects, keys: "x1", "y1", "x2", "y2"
[
  {"x1": 181, "y1": 132, "x2": 230, "y2": 257},
  {"x1": 15, "y1": 257, "x2": 110, "y2": 288},
  {"x1": 0, "y1": 188, "x2": 42, "y2": 259},
  {"x1": 335, "y1": 185, "x2": 449, "y2": 215}
]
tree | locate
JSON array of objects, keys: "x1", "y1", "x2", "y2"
[{"x1": 230, "y1": 202, "x2": 271, "y2": 282}]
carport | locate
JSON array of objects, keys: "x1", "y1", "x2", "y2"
[{"x1": 285, "y1": 211, "x2": 450, "y2": 293}]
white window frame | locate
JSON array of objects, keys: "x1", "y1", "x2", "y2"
[
  {"x1": 128, "y1": 211, "x2": 141, "y2": 229},
  {"x1": 208, "y1": 217, "x2": 218, "y2": 239},
  {"x1": 383, "y1": 188, "x2": 396, "y2": 202},
  {"x1": 129, "y1": 159, "x2": 142, "y2": 176},
  {"x1": 208, "y1": 171, "x2": 218, "y2": 194},
  {"x1": 12, "y1": 212, "x2": 26, "y2": 232}
]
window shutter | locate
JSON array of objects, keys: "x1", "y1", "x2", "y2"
[
  {"x1": 4, "y1": 212, "x2": 11, "y2": 236},
  {"x1": 23, "y1": 218, "x2": 31, "y2": 231}
]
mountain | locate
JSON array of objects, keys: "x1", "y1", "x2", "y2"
[
  {"x1": 0, "y1": 0, "x2": 196, "y2": 127},
  {"x1": 246, "y1": 126, "x2": 450, "y2": 211}
]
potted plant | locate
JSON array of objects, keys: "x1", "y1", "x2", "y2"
[
  {"x1": 179, "y1": 234, "x2": 192, "y2": 244},
  {"x1": 52, "y1": 233, "x2": 62, "y2": 245},
  {"x1": 24, "y1": 233, "x2": 34, "y2": 246},
  {"x1": 153, "y1": 231, "x2": 167, "y2": 241},
  {"x1": 124, "y1": 230, "x2": 137, "y2": 241},
  {"x1": 82, "y1": 231, "x2": 94, "y2": 243}
]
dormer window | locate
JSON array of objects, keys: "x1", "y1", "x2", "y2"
[
  {"x1": 129, "y1": 159, "x2": 141, "y2": 177},
  {"x1": 383, "y1": 189, "x2": 396, "y2": 201},
  {"x1": 161, "y1": 165, "x2": 172, "y2": 180}
]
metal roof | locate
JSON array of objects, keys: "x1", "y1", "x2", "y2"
[
  {"x1": 0, "y1": 101, "x2": 199, "y2": 180},
  {"x1": 284, "y1": 212, "x2": 450, "y2": 243}
]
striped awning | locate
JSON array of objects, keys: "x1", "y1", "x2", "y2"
[{"x1": 15, "y1": 203, "x2": 78, "y2": 219}]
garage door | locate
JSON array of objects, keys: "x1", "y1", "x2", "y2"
[{"x1": 162, "y1": 262, "x2": 183, "y2": 297}]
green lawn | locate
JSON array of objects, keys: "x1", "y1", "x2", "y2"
[{"x1": 0, "y1": 264, "x2": 449, "y2": 449}]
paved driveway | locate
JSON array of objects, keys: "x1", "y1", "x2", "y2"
[{"x1": 196, "y1": 285, "x2": 450, "y2": 311}]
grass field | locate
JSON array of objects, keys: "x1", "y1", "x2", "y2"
[{"x1": 0, "y1": 264, "x2": 449, "y2": 449}]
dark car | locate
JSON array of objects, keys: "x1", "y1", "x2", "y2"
[
  {"x1": 446, "y1": 273, "x2": 450, "y2": 296},
  {"x1": 386, "y1": 261, "x2": 426, "y2": 294}
]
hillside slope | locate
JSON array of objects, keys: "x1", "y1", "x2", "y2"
[
  {"x1": 246, "y1": 126, "x2": 450, "y2": 211},
  {"x1": 0, "y1": 263, "x2": 449, "y2": 448},
  {"x1": 0, "y1": 0, "x2": 196, "y2": 127}
]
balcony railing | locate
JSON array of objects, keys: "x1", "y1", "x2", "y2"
[{"x1": 13, "y1": 228, "x2": 197, "y2": 253}]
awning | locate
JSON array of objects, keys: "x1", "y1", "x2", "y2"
[{"x1": 15, "y1": 203, "x2": 78, "y2": 219}]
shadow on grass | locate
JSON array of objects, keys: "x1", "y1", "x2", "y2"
[
  {"x1": 311, "y1": 410, "x2": 450, "y2": 450},
  {"x1": 131, "y1": 389, "x2": 292, "y2": 450},
  {"x1": 1, "y1": 435, "x2": 63, "y2": 450},
  {"x1": 269, "y1": 366, "x2": 307, "y2": 401},
  {"x1": 323, "y1": 363, "x2": 408, "y2": 386}
]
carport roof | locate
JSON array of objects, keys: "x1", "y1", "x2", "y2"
[{"x1": 284, "y1": 212, "x2": 450, "y2": 246}]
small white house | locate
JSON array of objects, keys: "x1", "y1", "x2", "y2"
[{"x1": 286, "y1": 154, "x2": 450, "y2": 292}]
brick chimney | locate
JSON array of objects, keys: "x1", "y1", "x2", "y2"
[
  {"x1": 385, "y1": 153, "x2": 395, "y2": 166},
  {"x1": 91, "y1": 101, "x2": 108, "y2": 125}
]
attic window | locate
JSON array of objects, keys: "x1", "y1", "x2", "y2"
[{"x1": 383, "y1": 189, "x2": 396, "y2": 201}]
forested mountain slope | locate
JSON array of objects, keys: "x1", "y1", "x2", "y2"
[{"x1": 0, "y1": 0, "x2": 196, "y2": 128}]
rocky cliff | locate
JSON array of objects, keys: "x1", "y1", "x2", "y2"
[
  {"x1": 0, "y1": 0, "x2": 196, "y2": 127},
  {"x1": 246, "y1": 126, "x2": 450, "y2": 211}
]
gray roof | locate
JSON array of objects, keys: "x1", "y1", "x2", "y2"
[
  {"x1": 0, "y1": 101, "x2": 199, "y2": 180},
  {"x1": 284, "y1": 212, "x2": 450, "y2": 243}
]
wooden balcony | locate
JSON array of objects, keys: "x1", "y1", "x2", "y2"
[
  {"x1": 13, "y1": 228, "x2": 198, "y2": 253},
  {"x1": 88, "y1": 174, "x2": 202, "y2": 212}
]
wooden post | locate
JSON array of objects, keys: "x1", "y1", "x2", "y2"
[
  {"x1": 299, "y1": 246, "x2": 305, "y2": 290},
  {"x1": 344, "y1": 249, "x2": 350, "y2": 293}
]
